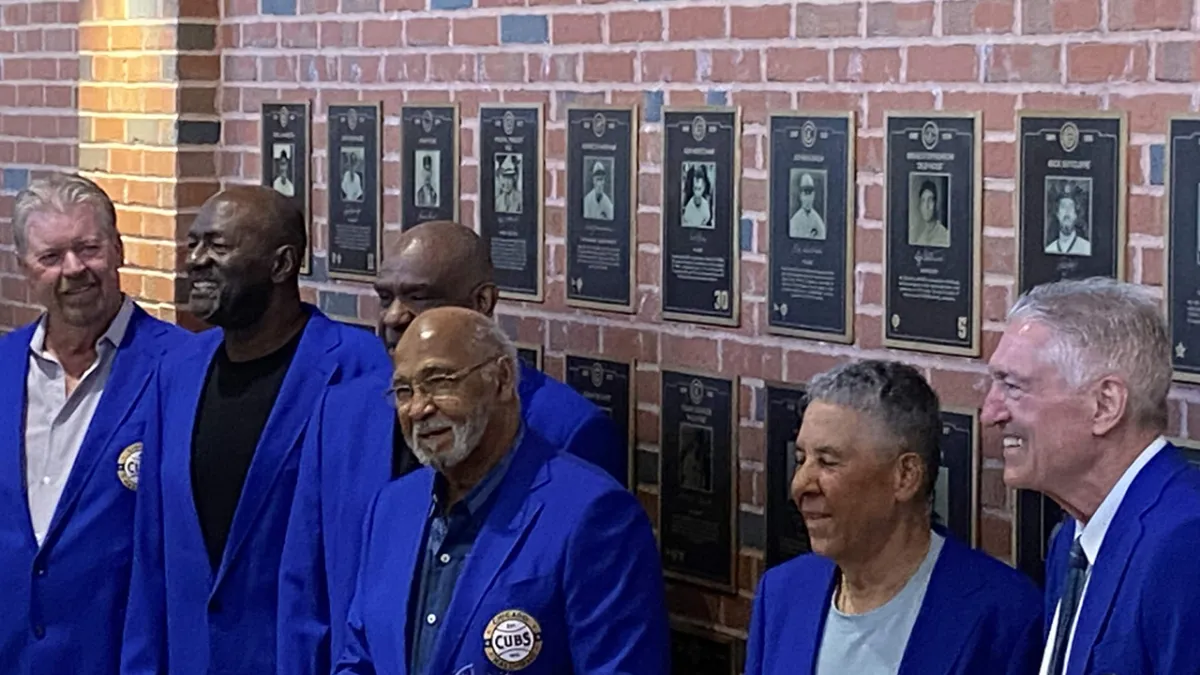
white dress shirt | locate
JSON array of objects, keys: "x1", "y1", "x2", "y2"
[
  {"x1": 1037, "y1": 435, "x2": 1167, "y2": 675},
  {"x1": 23, "y1": 296, "x2": 134, "y2": 545}
]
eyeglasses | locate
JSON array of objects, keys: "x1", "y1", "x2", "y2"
[{"x1": 386, "y1": 356, "x2": 501, "y2": 407}]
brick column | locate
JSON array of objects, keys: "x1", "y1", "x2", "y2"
[{"x1": 77, "y1": 0, "x2": 221, "y2": 327}]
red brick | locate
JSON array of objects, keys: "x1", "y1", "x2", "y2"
[
  {"x1": 1112, "y1": 94, "x2": 1189, "y2": 134},
  {"x1": 479, "y1": 53, "x2": 525, "y2": 82},
  {"x1": 766, "y1": 48, "x2": 828, "y2": 83},
  {"x1": 833, "y1": 47, "x2": 901, "y2": 83},
  {"x1": 866, "y1": 2, "x2": 934, "y2": 37},
  {"x1": 722, "y1": 340, "x2": 783, "y2": 380},
  {"x1": 985, "y1": 44, "x2": 1061, "y2": 84},
  {"x1": 552, "y1": 13, "x2": 601, "y2": 44},
  {"x1": 429, "y1": 54, "x2": 476, "y2": 83},
  {"x1": 1140, "y1": 246, "x2": 1164, "y2": 287},
  {"x1": 930, "y1": 367, "x2": 989, "y2": 409},
  {"x1": 1127, "y1": 192, "x2": 1161, "y2": 237},
  {"x1": 983, "y1": 283, "x2": 1011, "y2": 322},
  {"x1": 361, "y1": 19, "x2": 403, "y2": 48},
  {"x1": 603, "y1": 326, "x2": 659, "y2": 362},
  {"x1": 1020, "y1": 92, "x2": 1101, "y2": 110},
  {"x1": 867, "y1": 92, "x2": 936, "y2": 127},
  {"x1": 319, "y1": 21, "x2": 357, "y2": 48},
  {"x1": 1023, "y1": 0, "x2": 1101, "y2": 33},
  {"x1": 721, "y1": 594, "x2": 752, "y2": 630},
  {"x1": 610, "y1": 10, "x2": 662, "y2": 43},
  {"x1": 642, "y1": 50, "x2": 696, "y2": 83},
  {"x1": 796, "y1": 91, "x2": 861, "y2": 114},
  {"x1": 450, "y1": 17, "x2": 497, "y2": 46},
  {"x1": 383, "y1": 54, "x2": 426, "y2": 82},
  {"x1": 860, "y1": 270, "x2": 882, "y2": 306},
  {"x1": 979, "y1": 513, "x2": 1012, "y2": 562},
  {"x1": 733, "y1": 90, "x2": 793, "y2": 125},
  {"x1": 583, "y1": 52, "x2": 634, "y2": 83},
  {"x1": 1157, "y1": 42, "x2": 1200, "y2": 83},
  {"x1": 785, "y1": 350, "x2": 847, "y2": 382},
  {"x1": 943, "y1": 93, "x2": 1017, "y2": 132},
  {"x1": 984, "y1": 141, "x2": 1015, "y2": 179},
  {"x1": 944, "y1": 0, "x2": 1014, "y2": 34},
  {"x1": 528, "y1": 54, "x2": 578, "y2": 83},
  {"x1": 406, "y1": 17, "x2": 449, "y2": 47},
  {"x1": 338, "y1": 55, "x2": 380, "y2": 84},
  {"x1": 709, "y1": 49, "x2": 761, "y2": 83},
  {"x1": 1109, "y1": 0, "x2": 1190, "y2": 30},
  {"x1": 660, "y1": 334, "x2": 719, "y2": 371},
  {"x1": 730, "y1": 4, "x2": 790, "y2": 39},
  {"x1": 547, "y1": 319, "x2": 599, "y2": 354},
  {"x1": 635, "y1": 409, "x2": 659, "y2": 446},
  {"x1": 667, "y1": 6, "x2": 726, "y2": 41},
  {"x1": 1067, "y1": 42, "x2": 1149, "y2": 83},
  {"x1": 907, "y1": 45, "x2": 979, "y2": 82},
  {"x1": 796, "y1": 2, "x2": 860, "y2": 37}
]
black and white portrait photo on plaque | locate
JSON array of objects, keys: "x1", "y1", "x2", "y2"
[
  {"x1": 271, "y1": 143, "x2": 295, "y2": 197},
  {"x1": 582, "y1": 155, "x2": 615, "y2": 221},
  {"x1": 680, "y1": 161, "x2": 716, "y2": 230},
  {"x1": 908, "y1": 173, "x2": 951, "y2": 248},
  {"x1": 414, "y1": 150, "x2": 440, "y2": 209},
  {"x1": 788, "y1": 168, "x2": 827, "y2": 240},
  {"x1": 340, "y1": 146, "x2": 365, "y2": 204},
  {"x1": 494, "y1": 152, "x2": 523, "y2": 215},
  {"x1": 1044, "y1": 176, "x2": 1093, "y2": 256},
  {"x1": 678, "y1": 423, "x2": 714, "y2": 493}
]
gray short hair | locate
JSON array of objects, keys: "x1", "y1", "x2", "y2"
[
  {"x1": 1008, "y1": 277, "x2": 1170, "y2": 432},
  {"x1": 12, "y1": 173, "x2": 118, "y2": 255},
  {"x1": 806, "y1": 359, "x2": 942, "y2": 503}
]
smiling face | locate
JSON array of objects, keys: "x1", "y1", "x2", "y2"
[
  {"x1": 186, "y1": 199, "x2": 277, "y2": 329},
  {"x1": 20, "y1": 205, "x2": 124, "y2": 329},
  {"x1": 982, "y1": 319, "x2": 1096, "y2": 493},
  {"x1": 919, "y1": 186, "x2": 936, "y2": 224},
  {"x1": 1057, "y1": 196, "x2": 1077, "y2": 235}
]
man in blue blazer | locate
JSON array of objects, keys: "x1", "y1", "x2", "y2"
[
  {"x1": 120, "y1": 187, "x2": 391, "y2": 675},
  {"x1": 0, "y1": 173, "x2": 190, "y2": 675},
  {"x1": 333, "y1": 306, "x2": 668, "y2": 674},
  {"x1": 746, "y1": 360, "x2": 1042, "y2": 675},
  {"x1": 277, "y1": 220, "x2": 624, "y2": 675},
  {"x1": 984, "y1": 277, "x2": 1200, "y2": 674}
]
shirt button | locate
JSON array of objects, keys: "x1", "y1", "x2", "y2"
[
  {"x1": 41, "y1": 477, "x2": 50, "y2": 485},
  {"x1": 439, "y1": 553, "x2": 450, "y2": 564},
  {"x1": 426, "y1": 613, "x2": 437, "y2": 625}
]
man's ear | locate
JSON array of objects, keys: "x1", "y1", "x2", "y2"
[
  {"x1": 1092, "y1": 375, "x2": 1128, "y2": 436},
  {"x1": 495, "y1": 355, "x2": 518, "y2": 402},
  {"x1": 473, "y1": 283, "x2": 499, "y2": 317},
  {"x1": 895, "y1": 452, "x2": 925, "y2": 503},
  {"x1": 270, "y1": 245, "x2": 299, "y2": 283}
]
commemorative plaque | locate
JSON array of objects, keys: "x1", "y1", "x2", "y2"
[
  {"x1": 767, "y1": 113, "x2": 855, "y2": 343},
  {"x1": 400, "y1": 104, "x2": 459, "y2": 231},
  {"x1": 936, "y1": 408, "x2": 979, "y2": 547},
  {"x1": 670, "y1": 626, "x2": 737, "y2": 675},
  {"x1": 1017, "y1": 112, "x2": 1127, "y2": 293},
  {"x1": 480, "y1": 104, "x2": 544, "y2": 301},
  {"x1": 763, "y1": 382, "x2": 811, "y2": 569},
  {"x1": 327, "y1": 103, "x2": 382, "y2": 282},
  {"x1": 661, "y1": 108, "x2": 741, "y2": 327},
  {"x1": 1013, "y1": 489, "x2": 1065, "y2": 588},
  {"x1": 884, "y1": 113, "x2": 981, "y2": 356},
  {"x1": 564, "y1": 354, "x2": 634, "y2": 489},
  {"x1": 659, "y1": 369, "x2": 737, "y2": 592},
  {"x1": 1167, "y1": 117, "x2": 1200, "y2": 382},
  {"x1": 515, "y1": 343, "x2": 542, "y2": 371},
  {"x1": 565, "y1": 106, "x2": 637, "y2": 312},
  {"x1": 261, "y1": 101, "x2": 312, "y2": 275}
]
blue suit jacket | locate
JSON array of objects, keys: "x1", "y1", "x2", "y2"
[
  {"x1": 121, "y1": 305, "x2": 391, "y2": 675},
  {"x1": 745, "y1": 530, "x2": 1043, "y2": 675},
  {"x1": 278, "y1": 361, "x2": 624, "y2": 675},
  {"x1": 333, "y1": 427, "x2": 669, "y2": 675},
  {"x1": 0, "y1": 305, "x2": 189, "y2": 675},
  {"x1": 1043, "y1": 443, "x2": 1200, "y2": 674}
]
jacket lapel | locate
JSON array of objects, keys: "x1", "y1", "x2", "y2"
[
  {"x1": 393, "y1": 469, "x2": 435, "y2": 672},
  {"x1": 0, "y1": 324, "x2": 37, "y2": 550},
  {"x1": 1066, "y1": 448, "x2": 1181, "y2": 675},
  {"x1": 426, "y1": 433, "x2": 553, "y2": 675},
  {"x1": 898, "y1": 535, "x2": 986, "y2": 675},
  {"x1": 211, "y1": 311, "x2": 339, "y2": 593},
  {"x1": 788, "y1": 560, "x2": 837, "y2": 675}
]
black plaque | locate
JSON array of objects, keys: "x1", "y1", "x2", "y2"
[
  {"x1": 1017, "y1": 112, "x2": 1127, "y2": 293},
  {"x1": 660, "y1": 369, "x2": 736, "y2": 592},
  {"x1": 884, "y1": 113, "x2": 981, "y2": 356},
  {"x1": 670, "y1": 626, "x2": 737, "y2": 675},
  {"x1": 767, "y1": 113, "x2": 855, "y2": 343},
  {"x1": 400, "y1": 104, "x2": 459, "y2": 231},
  {"x1": 515, "y1": 343, "x2": 542, "y2": 371},
  {"x1": 763, "y1": 382, "x2": 811, "y2": 569},
  {"x1": 564, "y1": 354, "x2": 635, "y2": 490},
  {"x1": 262, "y1": 101, "x2": 312, "y2": 276},
  {"x1": 327, "y1": 103, "x2": 382, "y2": 282},
  {"x1": 936, "y1": 408, "x2": 979, "y2": 547},
  {"x1": 1168, "y1": 117, "x2": 1200, "y2": 382},
  {"x1": 566, "y1": 106, "x2": 637, "y2": 313},
  {"x1": 661, "y1": 108, "x2": 741, "y2": 327},
  {"x1": 480, "y1": 105, "x2": 544, "y2": 301},
  {"x1": 1013, "y1": 489, "x2": 1065, "y2": 588}
]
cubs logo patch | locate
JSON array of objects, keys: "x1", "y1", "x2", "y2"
[
  {"x1": 483, "y1": 609, "x2": 542, "y2": 671},
  {"x1": 117, "y1": 442, "x2": 143, "y2": 491}
]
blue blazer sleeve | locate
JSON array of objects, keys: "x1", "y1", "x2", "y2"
[
  {"x1": 1144, "y1": 518, "x2": 1200, "y2": 672},
  {"x1": 564, "y1": 413, "x2": 626, "y2": 486},
  {"x1": 562, "y1": 488, "x2": 669, "y2": 674},
  {"x1": 744, "y1": 575, "x2": 768, "y2": 675},
  {"x1": 119, "y1": 367, "x2": 169, "y2": 675},
  {"x1": 333, "y1": 492, "x2": 382, "y2": 675},
  {"x1": 277, "y1": 393, "x2": 331, "y2": 675}
]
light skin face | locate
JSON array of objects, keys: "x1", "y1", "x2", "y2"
[
  {"x1": 20, "y1": 206, "x2": 124, "y2": 330},
  {"x1": 791, "y1": 401, "x2": 924, "y2": 565},
  {"x1": 920, "y1": 188, "x2": 936, "y2": 224},
  {"x1": 800, "y1": 184, "x2": 815, "y2": 210},
  {"x1": 1057, "y1": 197, "x2": 1077, "y2": 236}
]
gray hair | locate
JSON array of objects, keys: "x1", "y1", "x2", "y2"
[
  {"x1": 806, "y1": 359, "x2": 942, "y2": 503},
  {"x1": 12, "y1": 173, "x2": 118, "y2": 255},
  {"x1": 1008, "y1": 277, "x2": 1170, "y2": 432},
  {"x1": 483, "y1": 318, "x2": 521, "y2": 388}
]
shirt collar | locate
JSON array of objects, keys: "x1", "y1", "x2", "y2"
[
  {"x1": 29, "y1": 294, "x2": 136, "y2": 359},
  {"x1": 432, "y1": 423, "x2": 523, "y2": 519},
  {"x1": 1074, "y1": 435, "x2": 1167, "y2": 564}
]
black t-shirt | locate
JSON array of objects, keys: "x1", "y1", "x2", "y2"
[{"x1": 191, "y1": 328, "x2": 304, "y2": 571}]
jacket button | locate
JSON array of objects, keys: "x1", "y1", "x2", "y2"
[{"x1": 34, "y1": 566, "x2": 45, "y2": 577}]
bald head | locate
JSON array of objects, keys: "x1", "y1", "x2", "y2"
[
  {"x1": 195, "y1": 186, "x2": 307, "y2": 261},
  {"x1": 394, "y1": 306, "x2": 514, "y2": 372},
  {"x1": 375, "y1": 220, "x2": 499, "y2": 350}
]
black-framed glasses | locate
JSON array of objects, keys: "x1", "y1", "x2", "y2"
[{"x1": 386, "y1": 355, "x2": 502, "y2": 407}]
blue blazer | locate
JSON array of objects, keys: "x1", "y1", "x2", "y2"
[
  {"x1": 333, "y1": 427, "x2": 669, "y2": 675},
  {"x1": 0, "y1": 306, "x2": 189, "y2": 675},
  {"x1": 745, "y1": 530, "x2": 1043, "y2": 675},
  {"x1": 121, "y1": 305, "x2": 391, "y2": 675},
  {"x1": 1043, "y1": 443, "x2": 1200, "y2": 674},
  {"x1": 278, "y1": 361, "x2": 625, "y2": 675}
]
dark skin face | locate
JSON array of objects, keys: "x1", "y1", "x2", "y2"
[
  {"x1": 373, "y1": 221, "x2": 498, "y2": 351},
  {"x1": 186, "y1": 188, "x2": 300, "y2": 330}
]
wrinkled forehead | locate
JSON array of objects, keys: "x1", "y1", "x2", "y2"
[
  {"x1": 379, "y1": 238, "x2": 459, "y2": 290},
  {"x1": 393, "y1": 321, "x2": 491, "y2": 372},
  {"x1": 25, "y1": 206, "x2": 106, "y2": 246},
  {"x1": 990, "y1": 319, "x2": 1057, "y2": 377}
]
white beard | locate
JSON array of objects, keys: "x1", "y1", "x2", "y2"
[{"x1": 406, "y1": 407, "x2": 489, "y2": 472}]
